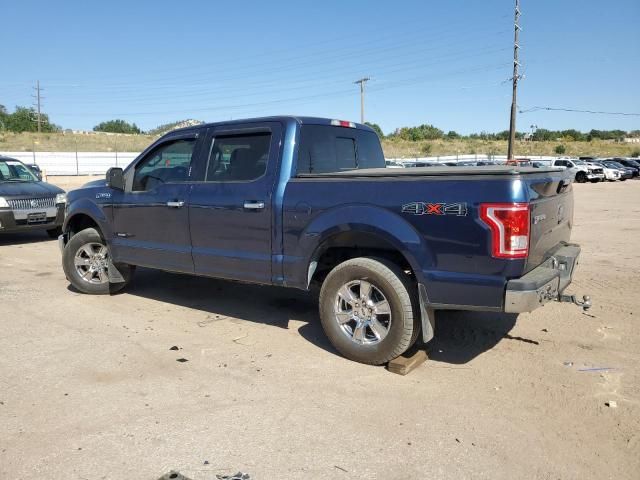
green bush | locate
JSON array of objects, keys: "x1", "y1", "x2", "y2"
[
  {"x1": 631, "y1": 149, "x2": 640, "y2": 158},
  {"x1": 554, "y1": 144, "x2": 566, "y2": 155}
]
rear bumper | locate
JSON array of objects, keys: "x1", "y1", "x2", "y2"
[{"x1": 504, "y1": 243, "x2": 580, "y2": 313}]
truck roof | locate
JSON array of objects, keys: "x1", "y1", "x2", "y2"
[{"x1": 168, "y1": 116, "x2": 375, "y2": 135}]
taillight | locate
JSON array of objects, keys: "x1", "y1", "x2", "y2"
[{"x1": 479, "y1": 203, "x2": 530, "y2": 258}]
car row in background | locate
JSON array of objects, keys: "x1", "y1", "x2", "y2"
[{"x1": 386, "y1": 157, "x2": 640, "y2": 183}]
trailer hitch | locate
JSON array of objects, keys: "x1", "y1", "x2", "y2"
[{"x1": 557, "y1": 293, "x2": 592, "y2": 311}]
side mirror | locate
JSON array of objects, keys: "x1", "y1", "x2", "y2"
[{"x1": 106, "y1": 167, "x2": 125, "y2": 191}]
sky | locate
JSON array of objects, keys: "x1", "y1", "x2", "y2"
[{"x1": 1, "y1": 0, "x2": 639, "y2": 134}]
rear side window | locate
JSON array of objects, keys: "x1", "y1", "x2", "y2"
[
  {"x1": 205, "y1": 132, "x2": 271, "y2": 182},
  {"x1": 297, "y1": 126, "x2": 385, "y2": 174}
]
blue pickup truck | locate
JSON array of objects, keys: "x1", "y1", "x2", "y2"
[{"x1": 60, "y1": 116, "x2": 587, "y2": 365}]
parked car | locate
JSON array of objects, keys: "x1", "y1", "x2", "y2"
[
  {"x1": 551, "y1": 159, "x2": 604, "y2": 183},
  {"x1": 455, "y1": 161, "x2": 478, "y2": 167},
  {"x1": 506, "y1": 158, "x2": 533, "y2": 167},
  {"x1": 403, "y1": 161, "x2": 440, "y2": 167},
  {"x1": 601, "y1": 160, "x2": 634, "y2": 180},
  {"x1": 385, "y1": 160, "x2": 403, "y2": 169},
  {"x1": 590, "y1": 161, "x2": 622, "y2": 181},
  {"x1": 614, "y1": 158, "x2": 640, "y2": 177},
  {"x1": 476, "y1": 161, "x2": 504, "y2": 166},
  {"x1": 0, "y1": 156, "x2": 66, "y2": 236},
  {"x1": 59, "y1": 116, "x2": 587, "y2": 365}
]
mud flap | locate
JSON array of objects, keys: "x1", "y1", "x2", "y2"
[
  {"x1": 418, "y1": 283, "x2": 435, "y2": 343},
  {"x1": 107, "y1": 259, "x2": 125, "y2": 283}
]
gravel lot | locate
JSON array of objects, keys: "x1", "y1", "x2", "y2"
[{"x1": 1, "y1": 180, "x2": 638, "y2": 480}]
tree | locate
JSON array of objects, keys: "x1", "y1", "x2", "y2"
[
  {"x1": 395, "y1": 124, "x2": 444, "y2": 141},
  {"x1": 2, "y1": 106, "x2": 58, "y2": 133},
  {"x1": 446, "y1": 130, "x2": 460, "y2": 139},
  {"x1": 559, "y1": 129, "x2": 584, "y2": 141},
  {"x1": 554, "y1": 144, "x2": 566, "y2": 155},
  {"x1": 93, "y1": 119, "x2": 141, "y2": 134},
  {"x1": 0, "y1": 104, "x2": 7, "y2": 130},
  {"x1": 364, "y1": 122, "x2": 384, "y2": 138},
  {"x1": 532, "y1": 128, "x2": 556, "y2": 141}
]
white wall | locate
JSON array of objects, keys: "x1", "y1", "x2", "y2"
[
  {"x1": 1, "y1": 151, "x2": 140, "y2": 175},
  {"x1": 1, "y1": 151, "x2": 565, "y2": 176}
]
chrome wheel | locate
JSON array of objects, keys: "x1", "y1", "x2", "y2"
[
  {"x1": 74, "y1": 242, "x2": 109, "y2": 285},
  {"x1": 334, "y1": 280, "x2": 392, "y2": 345}
]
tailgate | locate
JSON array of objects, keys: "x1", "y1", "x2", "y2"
[{"x1": 526, "y1": 174, "x2": 574, "y2": 272}]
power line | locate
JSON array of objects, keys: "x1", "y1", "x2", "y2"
[
  {"x1": 52, "y1": 62, "x2": 511, "y2": 118},
  {"x1": 51, "y1": 45, "x2": 511, "y2": 107},
  {"x1": 519, "y1": 106, "x2": 640, "y2": 116}
]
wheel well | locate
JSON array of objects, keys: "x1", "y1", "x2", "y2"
[
  {"x1": 309, "y1": 231, "x2": 414, "y2": 286},
  {"x1": 66, "y1": 214, "x2": 100, "y2": 237}
]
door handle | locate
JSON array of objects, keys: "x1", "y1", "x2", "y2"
[
  {"x1": 243, "y1": 201, "x2": 265, "y2": 210},
  {"x1": 167, "y1": 200, "x2": 185, "y2": 208}
]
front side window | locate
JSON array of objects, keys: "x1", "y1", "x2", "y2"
[
  {"x1": 205, "y1": 132, "x2": 271, "y2": 182},
  {"x1": 132, "y1": 139, "x2": 196, "y2": 192}
]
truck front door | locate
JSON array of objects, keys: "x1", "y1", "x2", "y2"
[
  {"x1": 110, "y1": 133, "x2": 201, "y2": 273},
  {"x1": 188, "y1": 122, "x2": 282, "y2": 284}
]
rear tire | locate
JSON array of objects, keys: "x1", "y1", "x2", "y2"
[
  {"x1": 319, "y1": 257, "x2": 419, "y2": 365},
  {"x1": 62, "y1": 227, "x2": 134, "y2": 295}
]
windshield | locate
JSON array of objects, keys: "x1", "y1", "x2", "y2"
[
  {"x1": 574, "y1": 160, "x2": 586, "y2": 165},
  {"x1": 0, "y1": 159, "x2": 39, "y2": 182},
  {"x1": 605, "y1": 162, "x2": 624, "y2": 169}
]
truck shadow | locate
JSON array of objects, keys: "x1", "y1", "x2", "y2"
[
  {"x1": 125, "y1": 268, "x2": 524, "y2": 365},
  {"x1": 424, "y1": 311, "x2": 520, "y2": 364},
  {"x1": 0, "y1": 231, "x2": 54, "y2": 246}
]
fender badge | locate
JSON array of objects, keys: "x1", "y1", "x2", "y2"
[
  {"x1": 96, "y1": 192, "x2": 112, "y2": 199},
  {"x1": 402, "y1": 202, "x2": 468, "y2": 216}
]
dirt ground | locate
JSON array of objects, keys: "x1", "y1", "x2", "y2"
[{"x1": 1, "y1": 180, "x2": 638, "y2": 480}]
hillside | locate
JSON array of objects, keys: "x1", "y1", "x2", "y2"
[
  {"x1": 146, "y1": 119, "x2": 204, "y2": 136},
  {"x1": 0, "y1": 131, "x2": 638, "y2": 158}
]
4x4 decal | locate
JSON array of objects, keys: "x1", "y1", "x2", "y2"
[{"x1": 402, "y1": 202, "x2": 468, "y2": 216}]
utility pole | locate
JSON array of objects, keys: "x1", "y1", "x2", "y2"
[
  {"x1": 507, "y1": 0, "x2": 521, "y2": 160},
  {"x1": 32, "y1": 80, "x2": 43, "y2": 133},
  {"x1": 354, "y1": 77, "x2": 370, "y2": 124}
]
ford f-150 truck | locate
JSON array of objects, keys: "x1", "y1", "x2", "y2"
[{"x1": 59, "y1": 116, "x2": 588, "y2": 365}]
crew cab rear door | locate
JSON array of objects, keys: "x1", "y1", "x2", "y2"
[{"x1": 188, "y1": 122, "x2": 282, "y2": 283}]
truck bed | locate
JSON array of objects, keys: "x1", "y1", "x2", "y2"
[{"x1": 297, "y1": 166, "x2": 563, "y2": 178}]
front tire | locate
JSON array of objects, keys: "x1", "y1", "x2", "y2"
[
  {"x1": 62, "y1": 227, "x2": 134, "y2": 295},
  {"x1": 575, "y1": 171, "x2": 587, "y2": 183},
  {"x1": 319, "y1": 257, "x2": 419, "y2": 365}
]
